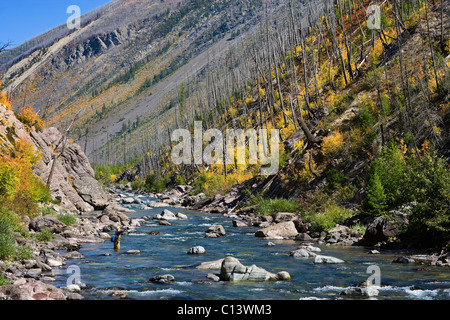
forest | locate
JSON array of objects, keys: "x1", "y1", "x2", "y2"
[{"x1": 92, "y1": 0, "x2": 449, "y2": 249}]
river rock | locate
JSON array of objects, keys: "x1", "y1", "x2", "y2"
[
  {"x1": 276, "y1": 271, "x2": 291, "y2": 281},
  {"x1": 149, "y1": 274, "x2": 175, "y2": 284},
  {"x1": 206, "y1": 273, "x2": 221, "y2": 282},
  {"x1": 274, "y1": 212, "x2": 297, "y2": 223},
  {"x1": 187, "y1": 246, "x2": 206, "y2": 254},
  {"x1": 0, "y1": 282, "x2": 66, "y2": 300},
  {"x1": 125, "y1": 250, "x2": 141, "y2": 254},
  {"x1": 220, "y1": 257, "x2": 288, "y2": 281},
  {"x1": 150, "y1": 202, "x2": 171, "y2": 208},
  {"x1": 196, "y1": 259, "x2": 225, "y2": 269},
  {"x1": 290, "y1": 248, "x2": 317, "y2": 258},
  {"x1": 153, "y1": 209, "x2": 178, "y2": 220},
  {"x1": 176, "y1": 212, "x2": 188, "y2": 219},
  {"x1": 392, "y1": 256, "x2": 415, "y2": 263},
  {"x1": 122, "y1": 197, "x2": 135, "y2": 204},
  {"x1": 363, "y1": 211, "x2": 409, "y2": 245},
  {"x1": 255, "y1": 221, "x2": 298, "y2": 239},
  {"x1": 232, "y1": 220, "x2": 248, "y2": 227},
  {"x1": 29, "y1": 215, "x2": 67, "y2": 233},
  {"x1": 205, "y1": 224, "x2": 226, "y2": 238},
  {"x1": 314, "y1": 255, "x2": 344, "y2": 264},
  {"x1": 296, "y1": 233, "x2": 312, "y2": 241},
  {"x1": 341, "y1": 280, "x2": 379, "y2": 297}
]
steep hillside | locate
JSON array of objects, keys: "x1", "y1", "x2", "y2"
[
  {"x1": 108, "y1": 0, "x2": 450, "y2": 250},
  {"x1": 1, "y1": 0, "x2": 294, "y2": 160}
]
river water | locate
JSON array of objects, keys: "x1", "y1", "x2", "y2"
[{"x1": 50, "y1": 192, "x2": 450, "y2": 300}]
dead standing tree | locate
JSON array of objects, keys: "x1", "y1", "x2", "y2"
[{"x1": 46, "y1": 107, "x2": 83, "y2": 187}]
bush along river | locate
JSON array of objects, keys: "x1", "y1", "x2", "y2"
[{"x1": 47, "y1": 190, "x2": 450, "y2": 300}]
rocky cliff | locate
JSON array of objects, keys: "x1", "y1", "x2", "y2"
[{"x1": 0, "y1": 103, "x2": 110, "y2": 213}]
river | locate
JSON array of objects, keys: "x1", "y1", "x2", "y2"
[{"x1": 49, "y1": 192, "x2": 450, "y2": 300}]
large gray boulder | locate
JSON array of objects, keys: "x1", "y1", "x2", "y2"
[
  {"x1": 363, "y1": 211, "x2": 409, "y2": 245},
  {"x1": 220, "y1": 257, "x2": 289, "y2": 282},
  {"x1": 72, "y1": 176, "x2": 109, "y2": 210},
  {"x1": 29, "y1": 215, "x2": 67, "y2": 233},
  {"x1": 254, "y1": 221, "x2": 298, "y2": 239}
]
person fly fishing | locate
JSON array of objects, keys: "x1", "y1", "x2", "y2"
[{"x1": 111, "y1": 226, "x2": 126, "y2": 251}]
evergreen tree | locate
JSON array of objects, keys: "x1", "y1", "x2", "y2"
[{"x1": 362, "y1": 172, "x2": 387, "y2": 216}]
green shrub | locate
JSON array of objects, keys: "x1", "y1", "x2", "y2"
[
  {"x1": 57, "y1": 214, "x2": 76, "y2": 226},
  {"x1": 255, "y1": 197, "x2": 299, "y2": 216},
  {"x1": 0, "y1": 275, "x2": 11, "y2": 285},
  {"x1": 358, "y1": 102, "x2": 375, "y2": 128},
  {"x1": 131, "y1": 178, "x2": 143, "y2": 190},
  {"x1": 0, "y1": 216, "x2": 32, "y2": 261},
  {"x1": 40, "y1": 206, "x2": 57, "y2": 216},
  {"x1": 325, "y1": 169, "x2": 348, "y2": 191},
  {"x1": 175, "y1": 174, "x2": 186, "y2": 186},
  {"x1": 362, "y1": 67, "x2": 384, "y2": 90},
  {"x1": 143, "y1": 173, "x2": 168, "y2": 193},
  {"x1": 305, "y1": 203, "x2": 353, "y2": 232},
  {"x1": 34, "y1": 227, "x2": 54, "y2": 242}
]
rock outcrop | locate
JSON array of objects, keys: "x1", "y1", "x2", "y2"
[
  {"x1": 30, "y1": 127, "x2": 110, "y2": 213},
  {"x1": 1, "y1": 104, "x2": 111, "y2": 213}
]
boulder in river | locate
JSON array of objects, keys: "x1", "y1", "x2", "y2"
[
  {"x1": 254, "y1": 221, "x2": 298, "y2": 239},
  {"x1": 187, "y1": 246, "x2": 206, "y2": 254},
  {"x1": 341, "y1": 280, "x2": 379, "y2": 297},
  {"x1": 196, "y1": 259, "x2": 225, "y2": 269},
  {"x1": 153, "y1": 209, "x2": 178, "y2": 221},
  {"x1": 220, "y1": 256, "x2": 289, "y2": 282},
  {"x1": 149, "y1": 274, "x2": 175, "y2": 284},
  {"x1": 314, "y1": 255, "x2": 344, "y2": 264},
  {"x1": 205, "y1": 224, "x2": 226, "y2": 238}
]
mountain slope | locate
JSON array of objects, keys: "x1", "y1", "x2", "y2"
[{"x1": 1, "y1": 0, "x2": 290, "y2": 159}]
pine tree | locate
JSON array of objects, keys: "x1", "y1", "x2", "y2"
[{"x1": 363, "y1": 172, "x2": 387, "y2": 216}]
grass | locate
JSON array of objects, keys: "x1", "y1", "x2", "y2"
[
  {"x1": 248, "y1": 194, "x2": 299, "y2": 216},
  {"x1": 34, "y1": 227, "x2": 54, "y2": 242},
  {"x1": 303, "y1": 203, "x2": 353, "y2": 233},
  {"x1": 0, "y1": 216, "x2": 33, "y2": 261},
  {"x1": 57, "y1": 214, "x2": 77, "y2": 226}
]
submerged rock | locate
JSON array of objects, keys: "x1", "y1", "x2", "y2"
[
  {"x1": 149, "y1": 274, "x2": 175, "y2": 284},
  {"x1": 341, "y1": 281, "x2": 379, "y2": 297},
  {"x1": 314, "y1": 255, "x2": 345, "y2": 264}
]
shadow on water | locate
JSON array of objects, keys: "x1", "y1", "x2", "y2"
[{"x1": 51, "y1": 193, "x2": 450, "y2": 300}]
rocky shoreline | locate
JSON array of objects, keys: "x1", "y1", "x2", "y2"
[{"x1": 1, "y1": 183, "x2": 449, "y2": 300}]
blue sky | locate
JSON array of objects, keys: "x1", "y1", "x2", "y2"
[{"x1": 0, "y1": 0, "x2": 112, "y2": 47}]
